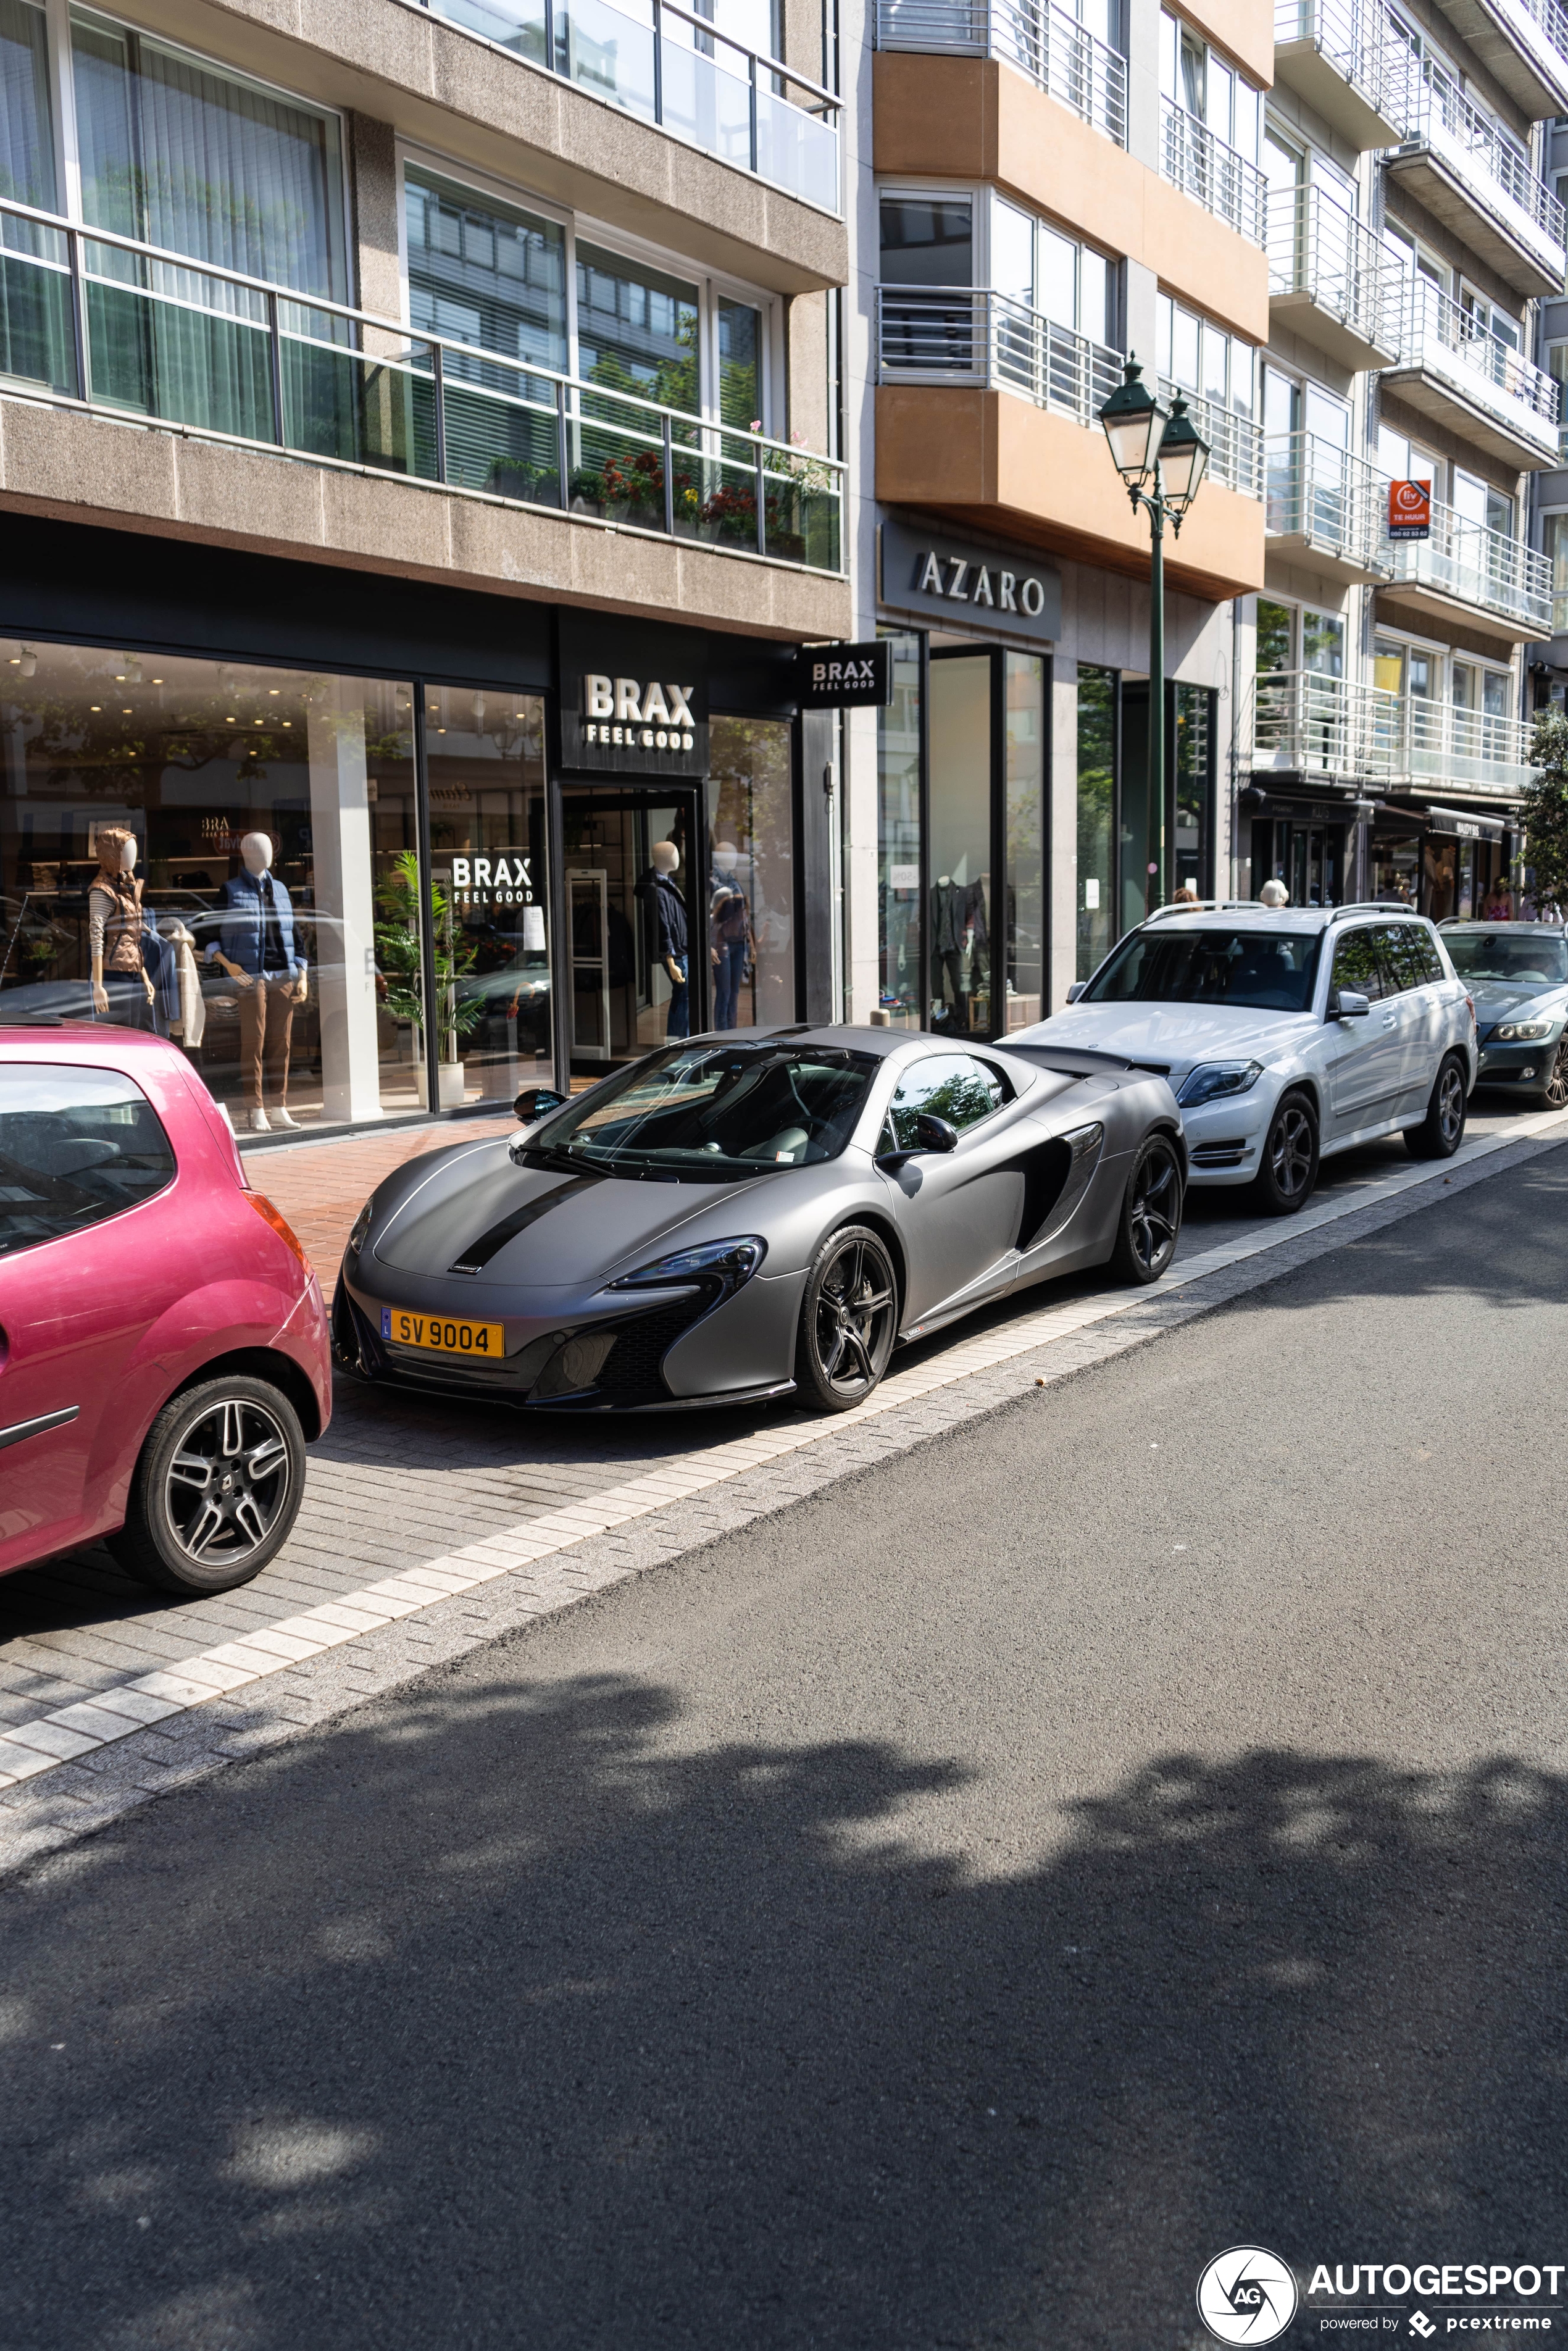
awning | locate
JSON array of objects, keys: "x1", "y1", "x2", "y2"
[{"x1": 1376, "y1": 801, "x2": 1509, "y2": 842}]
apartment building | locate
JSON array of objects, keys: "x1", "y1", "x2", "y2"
[
  {"x1": 1252, "y1": 0, "x2": 1563, "y2": 921},
  {"x1": 0, "y1": 0, "x2": 852, "y2": 1127},
  {"x1": 1527, "y1": 111, "x2": 1568, "y2": 708}
]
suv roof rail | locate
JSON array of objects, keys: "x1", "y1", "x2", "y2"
[
  {"x1": 1143, "y1": 899, "x2": 1262, "y2": 923},
  {"x1": 1327, "y1": 901, "x2": 1423, "y2": 924}
]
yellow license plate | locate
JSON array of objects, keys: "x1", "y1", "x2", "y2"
[{"x1": 380, "y1": 1308, "x2": 504, "y2": 1359}]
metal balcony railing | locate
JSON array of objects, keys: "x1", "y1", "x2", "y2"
[
  {"x1": 1267, "y1": 183, "x2": 1404, "y2": 357},
  {"x1": 1251, "y1": 669, "x2": 1537, "y2": 790},
  {"x1": 1395, "y1": 57, "x2": 1567, "y2": 258},
  {"x1": 409, "y1": 0, "x2": 840, "y2": 211},
  {"x1": 1502, "y1": 0, "x2": 1568, "y2": 77},
  {"x1": 1398, "y1": 277, "x2": 1561, "y2": 443},
  {"x1": 1264, "y1": 432, "x2": 1391, "y2": 571},
  {"x1": 1383, "y1": 495, "x2": 1553, "y2": 632},
  {"x1": 1161, "y1": 98, "x2": 1267, "y2": 244},
  {"x1": 876, "y1": 286, "x2": 1123, "y2": 424},
  {"x1": 1157, "y1": 377, "x2": 1264, "y2": 498},
  {"x1": 873, "y1": 0, "x2": 1127, "y2": 142},
  {"x1": 1272, "y1": 0, "x2": 1400, "y2": 120},
  {"x1": 0, "y1": 194, "x2": 844, "y2": 574}
]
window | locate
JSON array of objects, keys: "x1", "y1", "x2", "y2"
[
  {"x1": 1303, "y1": 611, "x2": 1343, "y2": 675},
  {"x1": 1256, "y1": 598, "x2": 1294, "y2": 670},
  {"x1": 536, "y1": 1042, "x2": 877, "y2": 1176},
  {"x1": 1077, "y1": 665, "x2": 1116, "y2": 982},
  {"x1": 1161, "y1": 11, "x2": 1260, "y2": 157},
  {"x1": 1157, "y1": 294, "x2": 1256, "y2": 419},
  {"x1": 879, "y1": 196, "x2": 973, "y2": 286},
  {"x1": 0, "y1": 0, "x2": 56, "y2": 213},
  {"x1": 0, "y1": 1064, "x2": 176, "y2": 1255},
  {"x1": 983, "y1": 195, "x2": 1116, "y2": 344},
  {"x1": 1329, "y1": 927, "x2": 1390, "y2": 1004},
  {"x1": 887, "y1": 1052, "x2": 1006, "y2": 1146},
  {"x1": 706, "y1": 717, "x2": 793, "y2": 1033},
  {"x1": 877, "y1": 631, "x2": 922, "y2": 1030},
  {"x1": 1085, "y1": 925, "x2": 1324, "y2": 1010},
  {"x1": 405, "y1": 167, "x2": 567, "y2": 377},
  {"x1": 1544, "y1": 512, "x2": 1568, "y2": 632},
  {"x1": 1372, "y1": 635, "x2": 1405, "y2": 694}
]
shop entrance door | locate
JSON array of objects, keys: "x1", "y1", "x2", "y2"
[{"x1": 560, "y1": 785, "x2": 703, "y2": 1081}]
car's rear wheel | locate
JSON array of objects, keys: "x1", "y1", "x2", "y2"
[
  {"x1": 1108, "y1": 1133, "x2": 1184, "y2": 1284},
  {"x1": 1405, "y1": 1051, "x2": 1468, "y2": 1161},
  {"x1": 1252, "y1": 1090, "x2": 1319, "y2": 1214},
  {"x1": 110, "y1": 1375, "x2": 306, "y2": 1595},
  {"x1": 795, "y1": 1226, "x2": 899, "y2": 1413},
  {"x1": 1541, "y1": 1037, "x2": 1568, "y2": 1111}
]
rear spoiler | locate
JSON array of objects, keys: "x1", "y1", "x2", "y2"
[{"x1": 1003, "y1": 1043, "x2": 1174, "y2": 1081}]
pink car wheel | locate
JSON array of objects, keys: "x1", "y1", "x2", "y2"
[{"x1": 110, "y1": 1374, "x2": 306, "y2": 1595}]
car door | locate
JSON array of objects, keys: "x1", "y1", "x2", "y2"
[
  {"x1": 1381, "y1": 922, "x2": 1446, "y2": 1119},
  {"x1": 876, "y1": 1051, "x2": 1027, "y2": 1324},
  {"x1": 1322, "y1": 925, "x2": 1404, "y2": 1139},
  {"x1": 0, "y1": 1061, "x2": 179, "y2": 1572}
]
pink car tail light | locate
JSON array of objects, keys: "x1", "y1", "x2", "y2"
[{"x1": 246, "y1": 1190, "x2": 313, "y2": 1276}]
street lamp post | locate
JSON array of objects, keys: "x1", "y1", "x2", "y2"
[{"x1": 1097, "y1": 359, "x2": 1209, "y2": 909}]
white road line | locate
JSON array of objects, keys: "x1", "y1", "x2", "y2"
[{"x1": 1, "y1": 1106, "x2": 1561, "y2": 1794}]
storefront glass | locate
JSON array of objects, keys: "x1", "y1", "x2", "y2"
[
  {"x1": 928, "y1": 653, "x2": 993, "y2": 1038},
  {"x1": 706, "y1": 715, "x2": 793, "y2": 1031},
  {"x1": 877, "y1": 632, "x2": 922, "y2": 1029},
  {"x1": 1076, "y1": 665, "x2": 1115, "y2": 980},
  {"x1": 1172, "y1": 683, "x2": 1213, "y2": 899},
  {"x1": 424, "y1": 688, "x2": 551, "y2": 1109},
  {"x1": 0, "y1": 640, "x2": 420, "y2": 1130},
  {"x1": 1119, "y1": 679, "x2": 1155, "y2": 935},
  {"x1": 1004, "y1": 653, "x2": 1044, "y2": 1031}
]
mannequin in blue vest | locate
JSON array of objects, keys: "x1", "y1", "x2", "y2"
[{"x1": 206, "y1": 831, "x2": 309, "y2": 1131}]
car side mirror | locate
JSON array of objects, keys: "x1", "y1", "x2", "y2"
[
  {"x1": 1065, "y1": 980, "x2": 1087, "y2": 1003},
  {"x1": 914, "y1": 1112, "x2": 959, "y2": 1153},
  {"x1": 514, "y1": 1085, "x2": 568, "y2": 1123},
  {"x1": 1327, "y1": 988, "x2": 1370, "y2": 1022}
]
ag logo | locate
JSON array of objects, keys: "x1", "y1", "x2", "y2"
[{"x1": 1196, "y1": 2247, "x2": 1299, "y2": 2344}]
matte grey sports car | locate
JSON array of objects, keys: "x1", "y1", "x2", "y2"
[{"x1": 332, "y1": 1027, "x2": 1186, "y2": 1414}]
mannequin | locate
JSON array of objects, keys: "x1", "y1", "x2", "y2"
[
  {"x1": 930, "y1": 871, "x2": 967, "y2": 1031},
  {"x1": 635, "y1": 838, "x2": 690, "y2": 1041},
  {"x1": 709, "y1": 838, "x2": 753, "y2": 1031},
  {"x1": 207, "y1": 830, "x2": 309, "y2": 1132},
  {"x1": 89, "y1": 828, "x2": 164, "y2": 1035}
]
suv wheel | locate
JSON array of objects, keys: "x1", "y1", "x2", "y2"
[
  {"x1": 109, "y1": 1375, "x2": 306, "y2": 1595},
  {"x1": 1253, "y1": 1090, "x2": 1319, "y2": 1214},
  {"x1": 1406, "y1": 1052, "x2": 1468, "y2": 1161}
]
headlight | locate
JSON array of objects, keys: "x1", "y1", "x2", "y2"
[
  {"x1": 1176, "y1": 1060, "x2": 1265, "y2": 1108},
  {"x1": 1496, "y1": 1017, "x2": 1556, "y2": 1042},
  {"x1": 607, "y1": 1235, "x2": 767, "y2": 1298},
  {"x1": 346, "y1": 1201, "x2": 372, "y2": 1256}
]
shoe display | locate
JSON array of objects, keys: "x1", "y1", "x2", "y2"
[
  {"x1": 249, "y1": 1106, "x2": 272, "y2": 1132},
  {"x1": 271, "y1": 1106, "x2": 299, "y2": 1129}
]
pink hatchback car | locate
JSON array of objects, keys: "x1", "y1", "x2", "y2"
[{"x1": 0, "y1": 1027, "x2": 331, "y2": 1595}]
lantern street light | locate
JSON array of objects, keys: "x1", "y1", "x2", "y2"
[{"x1": 1097, "y1": 359, "x2": 1210, "y2": 908}]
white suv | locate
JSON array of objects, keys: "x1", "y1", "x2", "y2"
[{"x1": 1012, "y1": 903, "x2": 1477, "y2": 1211}]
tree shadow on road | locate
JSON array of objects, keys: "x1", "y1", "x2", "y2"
[{"x1": 1, "y1": 1675, "x2": 1565, "y2": 2351}]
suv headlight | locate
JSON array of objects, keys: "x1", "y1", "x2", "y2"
[
  {"x1": 1496, "y1": 1017, "x2": 1556, "y2": 1042},
  {"x1": 1176, "y1": 1060, "x2": 1265, "y2": 1109},
  {"x1": 607, "y1": 1235, "x2": 767, "y2": 1300}
]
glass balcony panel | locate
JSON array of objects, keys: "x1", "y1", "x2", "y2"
[
  {"x1": 0, "y1": 236, "x2": 75, "y2": 395},
  {"x1": 659, "y1": 30, "x2": 754, "y2": 169},
  {"x1": 554, "y1": 0, "x2": 659, "y2": 119},
  {"x1": 756, "y1": 80, "x2": 839, "y2": 209},
  {"x1": 438, "y1": 371, "x2": 566, "y2": 506},
  {"x1": 432, "y1": 0, "x2": 549, "y2": 60}
]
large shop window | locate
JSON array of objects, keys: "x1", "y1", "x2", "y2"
[
  {"x1": 706, "y1": 717, "x2": 792, "y2": 1033},
  {"x1": 1076, "y1": 665, "x2": 1116, "y2": 981},
  {"x1": 877, "y1": 632, "x2": 923, "y2": 1030},
  {"x1": 0, "y1": 641, "x2": 484, "y2": 1133}
]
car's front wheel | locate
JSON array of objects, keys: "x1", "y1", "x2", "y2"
[
  {"x1": 110, "y1": 1374, "x2": 307, "y2": 1595},
  {"x1": 795, "y1": 1225, "x2": 899, "y2": 1413},
  {"x1": 1406, "y1": 1051, "x2": 1468, "y2": 1161},
  {"x1": 1540, "y1": 1037, "x2": 1568, "y2": 1111},
  {"x1": 1253, "y1": 1090, "x2": 1319, "y2": 1214},
  {"x1": 1108, "y1": 1132, "x2": 1184, "y2": 1284}
]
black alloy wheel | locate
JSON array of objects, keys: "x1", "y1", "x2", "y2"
[
  {"x1": 1253, "y1": 1090, "x2": 1319, "y2": 1215},
  {"x1": 796, "y1": 1225, "x2": 899, "y2": 1413},
  {"x1": 1406, "y1": 1051, "x2": 1468, "y2": 1161},
  {"x1": 1109, "y1": 1133, "x2": 1184, "y2": 1284},
  {"x1": 110, "y1": 1375, "x2": 307, "y2": 1595},
  {"x1": 1543, "y1": 1038, "x2": 1568, "y2": 1111}
]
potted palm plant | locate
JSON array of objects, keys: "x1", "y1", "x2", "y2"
[{"x1": 374, "y1": 851, "x2": 483, "y2": 1107}]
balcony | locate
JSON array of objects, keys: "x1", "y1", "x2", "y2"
[
  {"x1": 1157, "y1": 379, "x2": 1264, "y2": 497},
  {"x1": 1423, "y1": 0, "x2": 1568, "y2": 126},
  {"x1": 876, "y1": 286, "x2": 1122, "y2": 422},
  {"x1": 1268, "y1": 185, "x2": 1403, "y2": 370},
  {"x1": 1264, "y1": 433, "x2": 1391, "y2": 583},
  {"x1": 409, "y1": 0, "x2": 840, "y2": 211},
  {"x1": 874, "y1": 0, "x2": 1127, "y2": 142},
  {"x1": 1382, "y1": 278, "x2": 1561, "y2": 469},
  {"x1": 1272, "y1": 0, "x2": 1404, "y2": 149},
  {"x1": 1386, "y1": 64, "x2": 1567, "y2": 299},
  {"x1": 1161, "y1": 100, "x2": 1267, "y2": 245},
  {"x1": 0, "y1": 198, "x2": 843, "y2": 577},
  {"x1": 1380, "y1": 497, "x2": 1553, "y2": 637},
  {"x1": 1251, "y1": 669, "x2": 1537, "y2": 792}
]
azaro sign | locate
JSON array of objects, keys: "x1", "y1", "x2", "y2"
[
  {"x1": 796, "y1": 641, "x2": 893, "y2": 708},
  {"x1": 880, "y1": 520, "x2": 1061, "y2": 642}
]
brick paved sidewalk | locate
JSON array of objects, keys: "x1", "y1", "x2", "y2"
[{"x1": 241, "y1": 1116, "x2": 514, "y2": 1283}]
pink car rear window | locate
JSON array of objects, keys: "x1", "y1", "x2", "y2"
[{"x1": 0, "y1": 1063, "x2": 177, "y2": 1256}]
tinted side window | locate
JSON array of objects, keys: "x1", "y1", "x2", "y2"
[
  {"x1": 1377, "y1": 924, "x2": 1436, "y2": 992},
  {"x1": 0, "y1": 1064, "x2": 177, "y2": 1256},
  {"x1": 889, "y1": 1053, "x2": 1005, "y2": 1146},
  {"x1": 1418, "y1": 932, "x2": 1446, "y2": 985},
  {"x1": 1330, "y1": 929, "x2": 1388, "y2": 1005}
]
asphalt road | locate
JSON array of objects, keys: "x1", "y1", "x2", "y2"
[{"x1": 4, "y1": 1144, "x2": 1567, "y2": 2351}]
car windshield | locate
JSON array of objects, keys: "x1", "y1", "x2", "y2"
[
  {"x1": 1441, "y1": 930, "x2": 1568, "y2": 985},
  {"x1": 1084, "y1": 926, "x2": 1324, "y2": 1012},
  {"x1": 523, "y1": 1043, "x2": 879, "y2": 1180}
]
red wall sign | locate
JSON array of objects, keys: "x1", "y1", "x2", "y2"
[{"x1": 1388, "y1": 478, "x2": 1432, "y2": 540}]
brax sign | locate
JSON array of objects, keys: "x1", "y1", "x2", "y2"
[
  {"x1": 880, "y1": 520, "x2": 1061, "y2": 643},
  {"x1": 559, "y1": 666, "x2": 709, "y2": 776},
  {"x1": 796, "y1": 640, "x2": 893, "y2": 709}
]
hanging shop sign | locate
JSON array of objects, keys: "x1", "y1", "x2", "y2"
[
  {"x1": 1387, "y1": 479, "x2": 1432, "y2": 541},
  {"x1": 795, "y1": 640, "x2": 894, "y2": 709},
  {"x1": 557, "y1": 616, "x2": 711, "y2": 777},
  {"x1": 879, "y1": 520, "x2": 1061, "y2": 642}
]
